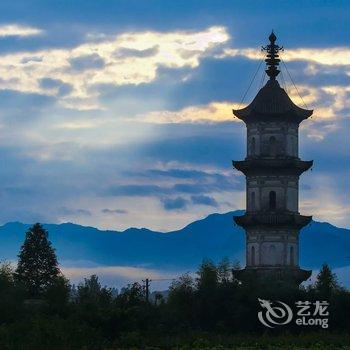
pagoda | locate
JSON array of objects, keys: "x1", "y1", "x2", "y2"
[{"x1": 232, "y1": 32, "x2": 312, "y2": 284}]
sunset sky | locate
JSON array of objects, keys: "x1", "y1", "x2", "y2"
[{"x1": 0, "y1": 0, "x2": 349, "y2": 232}]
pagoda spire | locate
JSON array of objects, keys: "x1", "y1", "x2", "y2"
[{"x1": 261, "y1": 31, "x2": 284, "y2": 81}]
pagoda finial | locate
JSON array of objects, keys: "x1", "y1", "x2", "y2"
[{"x1": 262, "y1": 31, "x2": 284, "y2": 80}]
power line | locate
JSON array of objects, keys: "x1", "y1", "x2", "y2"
[
  {"x1": 236, "y1": 57, "x2": 264, "y2": 109},
  {"x1": 281, "y1": 58, "x2": 308, "y2": 109},
  {"x1": 279, "y1": 68, "x2": 288, "y2": 94},
  {"x1": 259, "y1": 69, "x2": 266, "y2": 89}
]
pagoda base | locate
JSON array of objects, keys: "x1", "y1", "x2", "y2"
[{"x1": 233, "y1": 266, "x2": 312, "y2": 285}]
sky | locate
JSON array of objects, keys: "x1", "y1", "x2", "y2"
[{"x1": 0, "y1": 0, "x2": 350, "y2": 233}]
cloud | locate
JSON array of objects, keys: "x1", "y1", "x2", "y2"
[
  {"x1": 191, "y1": 195, "x2": 218, "y2": 207},
  {"x1": 142, "y1": 167, "x2": 238, "y2": 185},
  {"x1": 136, "y1": 101, "x2": 236, "y2": 123},
  {"x1": 161, "y1": 197, "x2": 188, "y2": 211},
  {"x1": 107, "y1": 184, "x2": 170, "y2": 197},
  {"x1": 219, "y1": 47, "x2": 350, "y2": 67},
  {"x1": 0, "y1": 26, "x2": 229, "y2": 110},
  {"x1": 212, "y1": 46, "x2": 350, "y2": 134},
  {"x1": 284, "y1": 48, "x2": 350, "y2": 67},
  {"x1": 148, "y1": 169, "x2": 199, "y2": 178},
  {"x1": 102, "y1": 208, "x2": 128, "y2": 214},
  {"x1": 69, "y1": 53, "x2": 105, "y2": 71},
  {"x1": 146, "y1": 168, "x2": 222, "y2": 179},
  {"x1": 300, "y1": 171, "x2": 350, "y2": 227},
  {"x1": 62, "y1": 264, "x2": 181, "y2": 289},
  {"x1": 105, "y1": 171, "x2": 240, "y2": 199},
  {"x1": 0, "y1": 16, "x2": 350, "y2": 233},
  {"x1": 0, "y1": 24, "x2": 43, "y2": 37},
  {"x1": 114, "y1": 46, "x2": 159, "y2": 58},
  {"x1": 39, "y1": 78, "x2": 73, "y2": 96},
  {"x1": 57, "y1": 206, "x2": 92, "y2": 217}
]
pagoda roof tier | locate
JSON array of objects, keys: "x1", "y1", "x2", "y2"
[
  {"x1": 234, "y1": 212, "x2": 312, "y2": 229},
  {"x1": 232, "y1": 158, "x2": 313, "y2": 176},
  {"x1": 232, "y1": 80, "x2": 313, "y2": 124}
]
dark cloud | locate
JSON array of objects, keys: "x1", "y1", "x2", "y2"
[
  {"x1": 0, "y1": 89, "x2": 55, "y2": 111},
  {"x1": 102, "y1": 208, "x2": 128, "y2": 214},
  {"x1": 96, "y1": 57, "x2": 257, "y2": 114},
  {"x1": 191, "y1": 195, "x2": 218, "y2": 207},
  {"x1": 106, "y1": 184, "x2": 170, "y2": 197},
  {"x1": 69, "y1": 53, "x2": 105, "y2": 71},
  {"x1": 20, "y1": 56, "x2": 43, "y2": 64},
  {"x1": 40, "y1": 77, "x2": 73, "y2": 96},
  {"x1": 57, "y1": 207, "x2": 92, "y2": 217},
  {"x1": 0, "y1": 89, "x2": 57, "y2": 130},
  {"x1": 141, "y1": 168, "x2": 238, "y2": 187},
  {"x1": 147, "y1": 168, "x2": 213, "y2": 179},
  {"x1": 173, "y1": 183, "x2": 214, "y2": 194},
  {"x1": 161, "y1": 197, "x2": 188, "y2": 211},
  {"x1": 114, "y1": 45, "x2": 159, "y2": 58},
  {"x1": 138, "y1": 123, "x2": 244, "y2": 168},
  {"x1": 165, "y1": 56, "x2": 260, "y2": 109},
  {"x1": 104, "y1": 173, "x2": 240, "y2": 199},
  {"x1": 279, "y1": 60, "x2": 350, "y2": 89}
]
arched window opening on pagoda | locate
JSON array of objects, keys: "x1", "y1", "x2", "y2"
[
  {"x1": 269, "y1": 136, "x2": 277, "y2": 156},
  {"x1": 269, "y1": 191, "x2": 276, "y2": 210},
  {"x1": 251, "y1": 192, "x2": 255, "y2": 210},
  {"x1": 269, "y1": 244, "x2": 277, "y2": 265},
  {"x1": 251, "y1": 137, "x2": 256, "y2": 156},
  {"x1": 251, "y1": 246, "x2": 255, "y2": 266},
  {"x1": 290, "y1": 246, "x2": 294, "y2": 266}
]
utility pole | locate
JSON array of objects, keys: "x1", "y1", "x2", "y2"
[
  {"x1": 142, "y1": 278, "x2": 150, "y2": 303},
  {"x1": 142, "y1": 277, "x2": 176, "y2": 303}
]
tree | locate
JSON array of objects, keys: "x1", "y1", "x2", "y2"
[
  {"x1": 167, "y1": 273, "x2": 195, "y2": 327},
  {"x1": 195, "y1": 259, "x2": 219, "y2": 329},
  {"x1": 0, "y1": 261, "x2": 15, "y2": 288},
  {"x1": 217, "y1": 257, "x2": 232, "y2": 284},
  {"x1": 315, "y1": 263, "x2": 340, "y2": 298},
  {"x1": 196, "y1": 258, "x2": 218, "y2": 291},
  {"x1": 118, "y1": 282, "x2": 145, "y2": 307},
  {"x1": 15, "y1": 223, "x2": 61, "y2": 297},
  {"x1": 77, "y1": 274, "x2": 112, "y2": 306},
  {"x1": 0, "y1": 261, "x2": 24, "y2": 323},
  {"x1": 45, "y1": 275, "x2": 71, "y2": 314}
]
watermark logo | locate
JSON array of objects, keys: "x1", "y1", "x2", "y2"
[
  {"x1": 258, "y1": 298, "x2": 293, "y2": 328},
  {"x1": 258, "y1": 299, "x2": 329, "y2": 329}
]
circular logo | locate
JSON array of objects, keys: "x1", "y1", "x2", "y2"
[{"x1": 258, "y1": 298, "x2": 293, "y2": 328}]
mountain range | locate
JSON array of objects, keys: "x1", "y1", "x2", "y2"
[{"x1": 1, "y1": 210, "x2": 349, "y2": 274}]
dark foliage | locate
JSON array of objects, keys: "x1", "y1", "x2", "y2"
[
  {"x1": 15, "y1": 223, "x2": 61, "y2": 298},
  {"x1": 0, "y1": 225, "x2": 349, "y2": 349}
]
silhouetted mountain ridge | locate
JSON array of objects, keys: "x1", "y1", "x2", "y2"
[{"x1": 0, "y1": 210, "x2": 349, "y2": 270}]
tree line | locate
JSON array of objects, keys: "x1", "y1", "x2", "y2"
[{"x1": 0, "y1": 223, "x2": 349, "y2": 349}]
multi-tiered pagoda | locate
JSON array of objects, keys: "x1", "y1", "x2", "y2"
[{"x1": 233, "y1": 32, "x2": 312, "y2": 284}]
